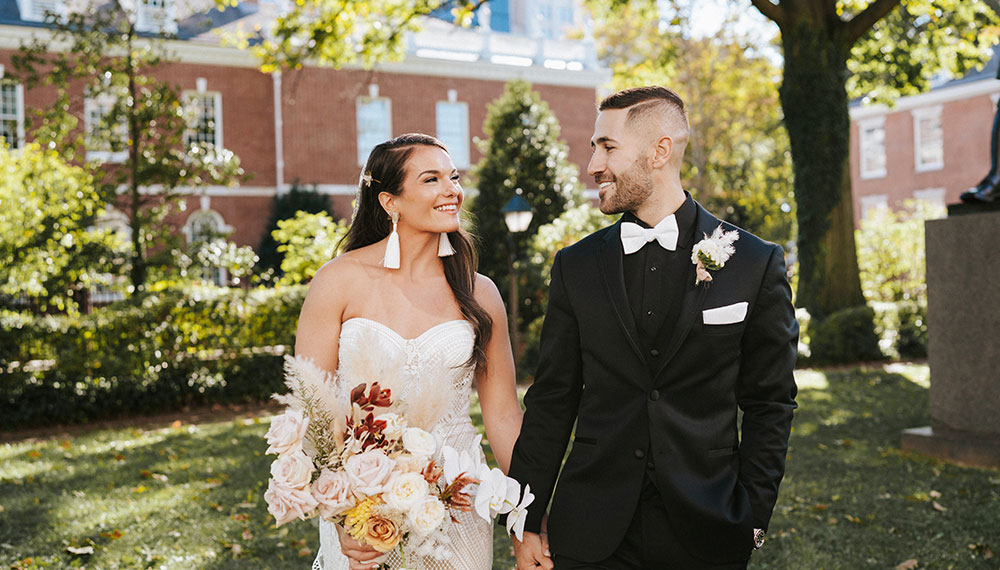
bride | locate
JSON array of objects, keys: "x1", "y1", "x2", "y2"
[{"x1": 295, "y1": 134, "x2": 524, "y2": 570}]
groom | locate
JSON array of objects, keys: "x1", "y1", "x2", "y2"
[{"x1": 507, "y1": 86, "x2": 798, "y2": 570}]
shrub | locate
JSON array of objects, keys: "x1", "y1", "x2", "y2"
[
  {"x1": 808, "y1": 305, "x2": 885, "y2": 365},
  {"x1": 0, "y1": 283, "x2": 305, "y2": 429}
]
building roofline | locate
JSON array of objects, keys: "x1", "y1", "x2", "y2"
[{"x1": 850, "y1": 75, "x2": 1000, "y2": 120}]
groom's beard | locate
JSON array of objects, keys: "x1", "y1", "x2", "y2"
[{"x1": 599, "y1": 156, "x2": 654, "y2": 215}]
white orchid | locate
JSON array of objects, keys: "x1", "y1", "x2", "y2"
[
  {"x1": 441, "y1": 436, "x2": 483, "y2": 486},
  {"x1": 505, "y1": 484, "x2": 535, "y2": 541},
  {"x1": 474, "y1": 465, "x2": 520, "y2": 521}
]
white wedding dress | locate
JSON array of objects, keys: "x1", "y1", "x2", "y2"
[{"x1": 313, "y1": 317, "x2": 493, "y2": 570}]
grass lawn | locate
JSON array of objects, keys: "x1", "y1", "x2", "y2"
[{"x1": 1, "y1": 364, "x2": 998, "y2": 569}]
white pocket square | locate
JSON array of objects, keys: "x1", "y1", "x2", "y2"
[{"x1": 702, "y1": 302, "x2": 749, "y2": 325}]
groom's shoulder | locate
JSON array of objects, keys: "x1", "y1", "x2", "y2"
[
  {"x1": 698, "y1": 204, "x2": 783, "y2": 259},
  {"x1": 560, "y1": 223, "x2": 615, "y2": 258}
]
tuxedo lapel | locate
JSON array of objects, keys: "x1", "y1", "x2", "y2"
[
  {"x1": 652, "y1": 203, "x2": 720, "y2": 379},
  {"x1": 598, "y1": 222, "x2": 645, "y2": 362}
]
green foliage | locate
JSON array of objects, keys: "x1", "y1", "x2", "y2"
[
  {"x1": 235, "y1": 0, "x2": 478, "y2": 72},
  {"x1": 10, "y1": 1, "x2": 244, "y2": 290},
  {"x1": 0, "y1": 143, "x2": 126, "y2": 313},
  {"x1": 587, "y1": 0, "x2": 796, "y2": 245},
  {"x1": 855, "y1": 202, "x2": 940, "y2": 359},
  {"x1": 271, "y1": 211, "x2": 349, "y2": 286},
  {"x1": 808, "y1": 305, "x2": 884, "y2": 365},
  {"x1": 257, "y1": 185, "x2": 332, "y2": 277},
  {"x1": 469, "y1": 80, "x2": 584, "y2": 329},
  {"x1": 0, "y1": 284, "x2": 306, "y2": 429},
  {"x1": 846, "y1": 0, "x2": 1000, "y2": 105}
]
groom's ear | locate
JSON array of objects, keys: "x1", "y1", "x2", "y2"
[{"x1": 650, "y1": 135, "x2": 673, "y2": 168}]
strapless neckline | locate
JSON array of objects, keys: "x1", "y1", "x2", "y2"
[{"x1": 342, "y1": 317, "x2": 471, "y2": 342}]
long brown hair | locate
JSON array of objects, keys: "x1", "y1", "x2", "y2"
[{"x1": 340, "y1": 133, "x2": 493, "y2": 371}]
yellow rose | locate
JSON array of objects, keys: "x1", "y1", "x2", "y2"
[{"x1": 364, "y1": 515, "x2": 401, "y2": 553}]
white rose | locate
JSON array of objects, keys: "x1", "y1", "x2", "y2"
[
  {"x1": 311, "y1": 469, "x2": 356, "y2": 518},
  {"x1": 375, "y1": 413, "x2": 405, "y2": 440},
  {"x1": 383, "y1": 472, "x2": 430, "y2": 512},
  {"x1": 344, "y1": 449, "x2": 395, "y2": 497},
  {"x1": 401, "y1": 428, "x2": 437, "y2": 457},
  {"x1": 270, "y1": 451, "x2": 314, "y2": 489},
  {"x1": 265, "y1": 409, "x2": 309, "y2": 456},
  {"x1": 407, "y1": 497, "x2": 446, "y2": 536},
  {"x1": 264, "y1": 479, "x2": 319, "y2": 526}
]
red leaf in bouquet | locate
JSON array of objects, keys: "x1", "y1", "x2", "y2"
[
  {"x1": 422, "y1": 460, "x2": 443, "y2": 485},
  {"x1": 350, "y1": 383, "x2": 369, "y2": 407}
]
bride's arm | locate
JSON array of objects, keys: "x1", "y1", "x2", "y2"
[
  {"x1": 294, "y1": 258, "x2": 350, "y2": 372},
  {"x1": 473, "y1": 274, "x2": 523, "y2": 474}
]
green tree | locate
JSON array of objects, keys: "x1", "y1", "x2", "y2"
[
  {"x1": 271, "y1": 211, "x2": 348, "y2": 286},
  {"x1": 469, "y1": 80, "x2": 584, "y2": 329},
  {"x1": 0, "y1": 143, "x2": 125, "y2": 313},
  {"x1": 587, "y1": 0, "x2": 796, "y2": 246},
  {"x1": 744, "y1": 0, "x2": 998, "y2": 321},
  {"x1": 12, "y1": 1, "x2": 244, "y2": 291},
  {"x1": 256, "y1": 184, "x2": 332, "y2": 279}
]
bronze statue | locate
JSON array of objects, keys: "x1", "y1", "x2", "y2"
[{"x1": 961, "y1": 65, "x2": 1000, "y2": 203}]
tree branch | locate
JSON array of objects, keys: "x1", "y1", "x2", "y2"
[
  {"x1": 983, "y1": 0, "x2": 1000, "y2": 18},
  {"x1": 844, "y1": 0, "x2": 903, "y2": 45},
  {"x1": 749, "y1": 0, "x2": 785, "y2": 27}
]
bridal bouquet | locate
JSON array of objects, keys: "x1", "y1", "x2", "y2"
[{"x1": 262, "y1": 354, "x2": 533, "y2": 565}]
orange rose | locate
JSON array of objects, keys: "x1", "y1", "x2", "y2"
[{"x1": 363, "y1": 515, "x2": 401, "y2": 553}]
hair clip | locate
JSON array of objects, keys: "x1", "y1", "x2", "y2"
[{"x1": 360, "y1": 171, "x2": 380, "y2": 187}]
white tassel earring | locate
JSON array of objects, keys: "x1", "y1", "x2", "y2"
[
  {"x1": 438, "y1": 232, "x2": 455, "y2": 257},
  {"x1": 384, "y1": 211, "x2": 400, "y2": 269}
]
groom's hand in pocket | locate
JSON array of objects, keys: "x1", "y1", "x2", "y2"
[{"x1": 514, "y1": 531, "x2": 553, "y2": 570}]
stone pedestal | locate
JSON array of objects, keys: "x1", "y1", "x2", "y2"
[{"x1": 901, "y1": 209, "x2": 1000, "y2": 468}]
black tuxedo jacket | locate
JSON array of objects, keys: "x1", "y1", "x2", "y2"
[{"x1": 507, "y1": 202, "x2": 798, "y2": 565}]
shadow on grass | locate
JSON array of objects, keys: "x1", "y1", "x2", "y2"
[{"x1": 751, "y1": 368, "x2": 999, "y2": 570}]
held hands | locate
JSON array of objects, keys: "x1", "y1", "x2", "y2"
[
  {"x1": 335, "y1": 524, "x2": 383, "y2": 570},
  {"x1": 513, "y1": 531, "x2": 552, "y2": 570}
]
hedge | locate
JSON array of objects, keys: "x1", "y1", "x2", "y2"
[{"x1": 1, "y1": 284, "x2": 306, "y2": 430}]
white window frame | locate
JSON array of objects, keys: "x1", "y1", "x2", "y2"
[
  {"x1": 435, "y1": 101, "x2": 470, "y2": 169},
  {"x1": 356, "y1": 96, "x2": 392, "y2": 166},
  {"x1": 135, "y1": 0, "x2": 177, "y2": 35},
  {"x1": 84, "y1": 94, "x2": 127, "y2": 163},
  {"x1": 913, "y1": 188, "x2": 947, "y2": 217},
  {"x1": 183, "y1": 90, "x2": 224, "y2": 149},
  {"x1": 859, "y1": 116, "x2": 887, "y2": 179},
  {"x1": 0, "y1": 80, "x2": 25, "y2": 150},
  {"x1": 912, "y1": 105, "x2": 943, "y2": 172},
  {"x1": 183, "y1": 208, "x2": 232, "y2": 286},
  {"x1": 16, "y1": 0, "x2": 67, "y2": 22},
  {"x1": 860, "y1": 194, "x2": 889, "y2": 220}
]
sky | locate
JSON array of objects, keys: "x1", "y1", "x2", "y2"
[{"x1": 687, "y1": 0, "x2": 777, "y2": 40}]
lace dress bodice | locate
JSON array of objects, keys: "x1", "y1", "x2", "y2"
[{"x1": 313, "y1": 318, "x2": 493, "y2": 570}]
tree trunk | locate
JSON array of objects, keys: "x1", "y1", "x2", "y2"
[
  {"x1": 126, "y1": 27, "x2": 146, "y2": 290},
  {"x1": 778, "y1": 18, "x2": 866, "y2": 319}
]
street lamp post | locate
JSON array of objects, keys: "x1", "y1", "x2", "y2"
[{"x1": 502, "y1": 194, "x2": 533, "y2": 366}]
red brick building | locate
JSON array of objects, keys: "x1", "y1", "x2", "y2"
[
  {"x1": 0, "y1": 2, "x2": 609, "y2": 252},
  {"x1": 849, "y1": 48, "x2": 1000, "y2": 224}
]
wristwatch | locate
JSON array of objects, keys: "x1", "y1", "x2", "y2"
[{"x1": 753, "y1": 528, "x2": 766, "y2": 550}]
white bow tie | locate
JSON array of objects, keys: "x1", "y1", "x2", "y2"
[{"x1": 620, "y1": 215, "x2": 679, "y2": 254}]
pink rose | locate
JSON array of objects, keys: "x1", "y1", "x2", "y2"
[
  {"x1": 265, "y1": 409, "x2": 309, "y2": 456},
  {"x1": 264, "y1": 479, "x2": 319, "y2": 526},
  {"x1": 344, "y1": 449, "x2": 395, "y2": 497},
  {"x1": 312, "y1": 469, "x2": 356, "y2": 518},
  {"x1": 270, "y1": 451, "x2": 314, "y2": 489}
]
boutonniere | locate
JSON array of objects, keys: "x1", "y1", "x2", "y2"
[{"x1": 691, "y1": 225, "x2": 739, "y2": 286}]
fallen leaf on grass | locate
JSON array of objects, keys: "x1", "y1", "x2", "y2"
[
  {"x1": 66, "y1": 545, "x2": 94, "y2": 555},
  {"x1": 27, "y1": 450, "x2": 41, "y2": 459},
  {"x1": 298, "y1": 547, "x2": 312, "y2": 557},
  {"x1": 929, "y1": 490, "x2": 941, "y2": 499},
  {"x1": 100, "y1": 529, "x2": 124, "y2": 539},
  {"x1": 932, "y1": 501, "x2": 947, "y2": 512},
  {"x1": 59, "y1": 441, "x2": 71, "y2": 450},
  {"x1": 231, "y1": 544, "x2": 242, "y2": 557},
  {"x1": 895, "y1": 559, "x2": 918, "y2": 570},
  {"x1": 232, "y1": 513, "x2": 250, "y2": 522},
  {"x1": 171, "y1": 420, "x2": 183, "y2": 429},
  {"x1": 242, "y1": 530, "x2": 253, "y2": 540}
]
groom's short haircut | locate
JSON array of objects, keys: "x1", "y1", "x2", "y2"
[{"x1": 599, "y1": 86, "x2": 689, "y2": 151}]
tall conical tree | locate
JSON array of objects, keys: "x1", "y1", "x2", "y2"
[{"x1": 469, "y1": 80, "x2": 583, "y2": 330}]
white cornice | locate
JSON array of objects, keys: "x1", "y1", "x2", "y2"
[
  {"x1": 0, "y1": 24, "x2": 610, "y2": 88},
  {"x1": 850, "y1": 79, "x2": 1000, "y2": 120}
]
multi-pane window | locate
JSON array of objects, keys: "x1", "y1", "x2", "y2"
[
  {"x1": 84, "y1": 95, "x2": 127, "y2": 162},
  {"x1": 184, "y1": 209, "x2": 229, "y2": 286},
  {"x1": 184, "y1": 92, "x2": 223, "y2": 148},
  {"x1": 859, "y1": 117, "x2": 886, "y2": 179},
  {"x1": 16, "y1": 0, "x2": 67, "y2": 22},
  {"x1": 436, "y1": 101, "x2": 470, "y2": 169},
  {"x1": 913, "y1": 106, "x2": 943, "y2": 172},
  {"x1": 860, "y1": 194, "x2": 889, "y2": 220},
  {"x1": 136, "y1": 0, "x2": 177, "y2": 34},
  {"x1": 0, "y1": 81, "x2": 24, "y2": 150},
  {"x1": 357, "y1": 97, "x2": 391, "y2": 165}
]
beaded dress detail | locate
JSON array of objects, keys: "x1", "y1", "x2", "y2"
[{"x1": 312, "y1": 318, "x2": 493, "y2": 570}]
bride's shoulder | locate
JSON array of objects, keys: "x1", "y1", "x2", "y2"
[
  {"x1": 473, "y1": 273, "x2": 506, "y2": 317},
  {"x1": 307, "y1": 247, "x2": 382, "y2": 297}
]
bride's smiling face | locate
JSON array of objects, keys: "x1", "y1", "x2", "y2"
[{"x1": 383, "y1": 145, "x2": 463, "y2": 234}]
